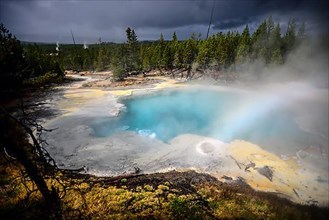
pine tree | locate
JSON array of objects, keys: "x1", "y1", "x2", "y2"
[
  {"x1": 297, "y1": 21, "x2": 306, "y2": 45},
  {"x1": 213, "y1": 32, "x2": 226, "y2": 68},
  {"x1": 267, "y1": 16, "x2": 275, "y2": 38},
  {"x1": 236, "y1": 25, "x2": 251, "y2": 63},
  {"x1": 0, "y1": 23, "x2": 26, "y2": 89},
  {"x1": 172, "y1": 32, "x2": 178, "y2": 44},
  {"x1": 183, "y1": 33, "x2": 199, "y2": 78},
  {"x1": 284, "y1": 18, "x2": 297, "y2": 52},
  {"x1": 95, "y1": 46, "x2": 108, "y2": 71},
  {"x1": 170, "y1": 32, "x2": 179, "y2": 68},
  {"x1": 270, "y1": 48, "x2": 283, "y2": 65},
  {"x1": 225, "y1": 31, "x2": 239, "y2": 68},
  {"x1": 24, "y1": 44, "x2": 44, "y2": 77},
  {"x1": 197, "y1": 40, "x2": 211, "y2": 67},
  {"x1": 112, "y1": 44, "x2": 127, "y2": 81},
  {"x1": 251, "y1": 20, "x2": 267, "y2": 62},
  {"x1": 184, "y1": 33, "x2": 198, "y2": 66},
  {"x1": 174, "y1": 42, "x2": 184, "y2": 69},
  {"x1": 268, "y1": 24, "x2": 283, "y2": 65},
  {"x1": 140, "y1": 45, "x2": 150, "y2": 71},
  {"x1": 156, "y1": 33, "x2": 166, "y2": 69},
  {"x1": 125, "y1": 27, "x2": 139, "y2": 72},
  {"x1": 170, "y1": 32, "x2": 183, "y2": 69}
]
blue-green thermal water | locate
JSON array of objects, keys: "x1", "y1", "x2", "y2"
[{"x1": 91, "y1": 89, "x2": 313, "y2": 151}]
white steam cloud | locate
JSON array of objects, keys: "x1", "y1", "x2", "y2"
[
  {"x1": 222, "y1": 38, "x2": 329, "y2": 154},
  {"x1": 56, "y1": 41, "x2": 60, "y2": 52},
  {"x1": 236, "y1": 40, "x2": 329, "y2": 88},
  {"x1": 83, "y1": 41, "x2": 88, "y2": 49}
]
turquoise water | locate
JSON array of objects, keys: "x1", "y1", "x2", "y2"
[{"x1": 91, "y1": 89, "x2": 313, "y2": 151}]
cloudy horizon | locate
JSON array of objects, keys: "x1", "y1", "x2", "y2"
[{"x1": 1, "y1": 0, "x2": 328, "y2": 44}]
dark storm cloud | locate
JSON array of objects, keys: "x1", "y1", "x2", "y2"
[
  {"x1": 213, "y1": 18, "x2": 250, "y2": 29},
  {"x1": 0, "y1": 0, "x2": 327, "y2": 43},
  {"x1": 212, "y1": 0, "x2": 328, "y2": 30}
]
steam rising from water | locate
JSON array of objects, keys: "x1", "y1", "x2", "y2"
[
  {"x1": 83, "y1": 41, "x2": 88, "y2": 49},
  {"x1": 211, "y1": 91, "x2": 282, "y2": 142},
  {"x1": 188, "y1": 40, "x2": 329, "y2": 152},
  {"x1": 56, "y1": 41, "x2": 60, "y2": 52},
  {"x1": 237, "y1": 40, "x2": 329, "y2": 88}
]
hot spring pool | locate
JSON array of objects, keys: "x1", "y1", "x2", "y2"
[
  {"x1": 43, "y1": 85, "x2": 329, "y2": 204},
  {"x1": 90, "y1": 89, "x2": 318, "y2": 153}
]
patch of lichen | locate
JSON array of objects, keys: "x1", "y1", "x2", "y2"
[
  {"x1": 196, "y1": 183, "x2": 323, "y2": 220},
  {"x1": 58, "y1": 178, "x2": 210, "y2": 219},
  {"x1": 197, "y1": 183, "x2": 275, "y2": 219}
]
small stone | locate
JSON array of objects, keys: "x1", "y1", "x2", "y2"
[
  {"x1": 257, "y1": 166, "x2": 273, "y2": 182},
  {"x1": 221, "y1": 175, "x2": 233, "y2": 180}
]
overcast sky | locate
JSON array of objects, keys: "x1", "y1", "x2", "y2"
[{"x1": 0, "y1": 0, "x2": 328, "y2": 44}]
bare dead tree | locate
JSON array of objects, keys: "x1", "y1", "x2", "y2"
[{"x1": 206, "y1": 0, "x2": 216, "y2": 40}]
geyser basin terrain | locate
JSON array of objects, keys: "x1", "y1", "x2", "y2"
[{"x1": 43, "y1": 84, "x2": 328, "y2": 205}]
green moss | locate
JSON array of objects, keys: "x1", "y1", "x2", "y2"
[
  {"x1": 157, "y1": 184, "x2": 169, "y2": 191},
  {"x1": 169, "y1": 196, "x2": 208, "y2": 220},
  {"x1": 143, "y1": 185, "x2": 154, "y2": 191}
]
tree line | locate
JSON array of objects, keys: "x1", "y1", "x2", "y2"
[
  {"x1": 0, "y1": 16, "x2": 310, "y2": 90},
  {"x1": 0, "y1": 24, "x2": 65, "y2": 91},
  {"x1": 53, "y1": 16, "x2": 307, "y2": 80}
]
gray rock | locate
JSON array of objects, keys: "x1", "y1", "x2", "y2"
[{"x1": 257, "y1": 166, "x2": 273, "y2": 182}]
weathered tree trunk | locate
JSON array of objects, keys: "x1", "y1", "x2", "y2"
[
  {"x1": 11, "y1": 143, "x2": 62, "y2": 219},
  {"x1": 186, "y1": 65, "x2": 192, "y2": 80},
  {"x1": 1, "y1": 109, "x2": 62, "y2": 219}
]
